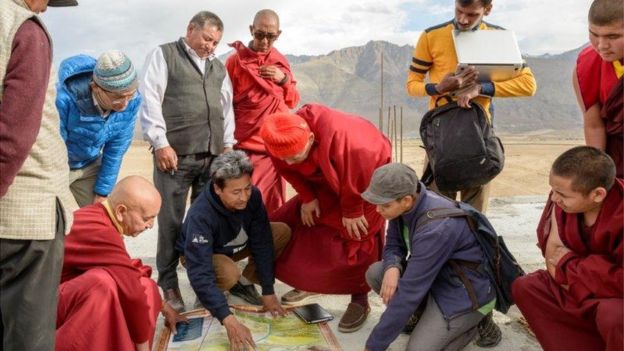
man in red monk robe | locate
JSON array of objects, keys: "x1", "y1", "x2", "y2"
[
  {"x1": 56, "y1": 176, "x2": 185, "y2": 351},
  {"x1": 260, "y1": 104, "x2": 392, "y2": 333},
  {"x1": 225, "y1": 9, "x2": 300, "y2": 213},
  {"x1": 512, "y1": 146, "x2": 623, "y2": 351},
  {"x1": 573, "y1": 0, "x2": 624, "y2": 177}
]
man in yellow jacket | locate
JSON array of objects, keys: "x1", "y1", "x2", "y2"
[{"x1": 407, "y1": 0, "x2": 537, "y2": 214}]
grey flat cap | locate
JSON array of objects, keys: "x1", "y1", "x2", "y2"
[{"x1": 361, "y1": 163, "x2": 419, "y2": 205}]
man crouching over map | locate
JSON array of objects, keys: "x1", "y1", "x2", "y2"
[{"x1": 177, "y1": 151, "x2": 291, "y2": 350}]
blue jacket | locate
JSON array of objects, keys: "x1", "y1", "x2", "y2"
[
  {"x1": 366, "y1": 184, "x2": 495, "y2": 351},
  {"x1": 177, "y1": 182, "x2": 275, "y2": 322},
  {"x1": 56, "y1": 54, "x2": 141, "y2": 196}
]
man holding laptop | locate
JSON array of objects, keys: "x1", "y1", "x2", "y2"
[
  {"x1": 407, "y1": 0, "x2": 536, "y2": 214},
  {"x1": 406, "y1": 0, "x2": 537, "y2": 346}
]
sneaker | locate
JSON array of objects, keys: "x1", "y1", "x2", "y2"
[
  {"x1": 476, "y1": 312, "x2": 502, "y2": 348},
  {"x1": 229, "y1": 282, "x2": 262, "y2": 305},
  {"x1": 280, "y1": 289, "x2": 321, "y2": 305},
  {"x1": 163, "y1": 288, "x2": 185, "y2": 313},
  {"x1": 338, "y1": 303, "x2": 370, "y2": 333}
]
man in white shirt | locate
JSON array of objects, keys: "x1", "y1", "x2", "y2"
[{"x1": 138, "y1": 10, "x2": 236, "y2": 312}]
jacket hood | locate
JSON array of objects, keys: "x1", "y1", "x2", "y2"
[{"x1": 58, "y1": 54, "x2": 96, "y2": 87}]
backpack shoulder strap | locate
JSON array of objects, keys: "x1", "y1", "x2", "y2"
[{"x1": 414, "y1": 207, "x2": 467, "y2": 230}]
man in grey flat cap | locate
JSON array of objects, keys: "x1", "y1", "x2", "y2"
[{"x1": 361, "y1": 163, "x2": 496, "y2": 351}]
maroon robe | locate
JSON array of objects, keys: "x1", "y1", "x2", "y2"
[
  {"x1": 225, "y1": 41, "x2": 300, "y2": 213},
  {"x1": 56, "y1": 204, "x2": 161, "y2": 351},
  {"x1": 576, "y1": 46, "x2": 624, "y2": 177},
  {"x1": 512, "y1": 179, "x2": 624, "y2": 351},
  {"x1": 270, "y1": 104, "x2": 391, "y2": 294}
]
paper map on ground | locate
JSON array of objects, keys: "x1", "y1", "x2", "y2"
[{"x1": 156, "y1": 305, "x2": 342, "y2": 351}]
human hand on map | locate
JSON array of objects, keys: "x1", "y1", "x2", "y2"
[
  {"x1": 261, "y1": 294, "x2": 287, "y2": 317},
  {"x1": 223, "y1": 315, "x2": 257, "y2": 351},
  {"x1": 162, "y1": 302, "x2": 189, "y2": 335},
  {"x1": 342, "y1": 215, "x2": 369, "y2": 240},
  {"x1": 301, "y1": 199, "x2": 320, "y2": 226},
  {"x1": 380, "y1": 267, "x2": 400, "y2": 304}
]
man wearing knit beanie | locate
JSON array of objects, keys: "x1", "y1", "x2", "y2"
[
  {"x1": 56, "y1": 50, "x2": 141, "y2": 207},
  {"x1": 260, "y1": 103, "x2": 392, "y2": 333}
]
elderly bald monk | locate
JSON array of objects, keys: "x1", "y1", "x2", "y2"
[
  {"x1": 226, "y1": 9, "x2": 300, "y2": 213},
  {"x1": 56, "y1": 176, "x2": 186, "y2": 351}
]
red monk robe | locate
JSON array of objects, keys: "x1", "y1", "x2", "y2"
[
  {"x1": 56, "y1": 204, "x2": 161, "y2": 351},
  {"x1": 576, "y1": 46, "x2": 624, "y2": 177},
  {"x1": 512, "y1": 179, "x2": 624, "y2": 351},
  {"x1": 269, "y1": 104, "x2": 391, "y2": 294},
  {"x1": 226, "y1": 41, "x2": 300, "y2": 213}
]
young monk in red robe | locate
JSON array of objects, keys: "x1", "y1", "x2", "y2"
[
  {"x1": 512, "y1": 146, "x2": 623, "y2": 351},
  {"x1": 260, "y1": 104, "x2": 392, "y2": 333},
  {"x1": 225, "y1": 9, "x2": 300, "y2": 213},
  {"x1": 573, "y1": 0, "x2": 623, "y2": 177},
  {"x1": 56, "y1": 176, "x2": 185, "y2": 351}
]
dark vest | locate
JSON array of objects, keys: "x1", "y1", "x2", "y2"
[{"x1": 160, "y1": 38, "x2": 225, "y2": 155}]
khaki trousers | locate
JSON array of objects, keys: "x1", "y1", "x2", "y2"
[
  {"x1": 68, "y1": 159, "x2": 101, "y2": 207},
  {"x1": 211, "y1": 222, "x2": 291, "y2": 291},
  {"x1": 429, "y1": 181, "x2": 491, "y2": 213},
  {"x1": 422, "y1": 155, "x2": 492, "y2": 213}
]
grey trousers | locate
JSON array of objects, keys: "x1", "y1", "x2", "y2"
[
  {"x1": 68, "y1": 158, "x2": 101, "y2": 208},
  {"x1": 0, "y1": 199, "x2": 65, "y2": 351},
  {"x1": 154, "y1": 153, "x2": 213, "y2": 290},
  {"x1": 366, "y1": 261, "x2": 484, "y2": 351}
]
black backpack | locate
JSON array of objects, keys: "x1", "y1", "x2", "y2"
[
  {"x1": 414, "y1": 201, "x2": 525, "y2": 314},
  {"x1": 420, "y1": 98, "x2": 505, "y2": 192}
]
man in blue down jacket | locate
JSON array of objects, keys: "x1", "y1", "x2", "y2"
[
  {"x1": 56, "y1": 50, "x2": 140, "y2": 207},
  {"x1": 361, "y1": 163, "x2": 497, "y2": 351}
]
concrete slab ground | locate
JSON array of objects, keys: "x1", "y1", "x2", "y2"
[{"x1": 126, "y1": 195, "x2": 548, "y2": 350}]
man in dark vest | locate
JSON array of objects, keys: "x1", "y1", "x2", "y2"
[{"x1": 139, "y1": 11, "x2": 236, "y2": 312}]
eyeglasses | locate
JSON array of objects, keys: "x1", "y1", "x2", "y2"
[
  {"x1": 106, "y1": 90, "x2": 136, "y2": 104},
  {"x1": 253, "y1": 31, "x2": 279, "y2": 42}
]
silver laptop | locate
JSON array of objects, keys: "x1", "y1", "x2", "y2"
[{"x1": 452, "y1": 29, "x2": 524, "y2": 79}]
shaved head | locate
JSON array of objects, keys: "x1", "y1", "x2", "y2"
[
  {"x1": 253, "y1": 9, "x2": 280, "y2": 28},
  {"x1": 109, "y1": 175, "x2": 161, "y2": 209},
  {"x1": 108, "y1": 176, "x2": 161, "y2": 236}
]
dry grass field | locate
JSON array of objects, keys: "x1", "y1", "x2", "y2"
[{"x1": 119, "y1": 135, "x2": 584, "y2": 199}]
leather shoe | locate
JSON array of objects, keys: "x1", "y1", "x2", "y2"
[
  {"x1": 229, "y1": 282, "x2": 262, "y2": 305},
  {"x1": 163, "y1": 288, "x2": 185, "y2": 313},
  {"x1": 280, "y1": 289, "x2": 321, "y2": 305},
  {"x1": 338, "y1": 303, "x2": 370, "y2": 333}
]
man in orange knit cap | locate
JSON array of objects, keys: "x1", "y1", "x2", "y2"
[{"x1": 260, "y1": 104, "x2": 392, "y2": 332}]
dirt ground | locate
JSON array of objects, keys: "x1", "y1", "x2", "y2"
[{"x1": 119, "y1": 135, "x2": 584, "y2": 198}]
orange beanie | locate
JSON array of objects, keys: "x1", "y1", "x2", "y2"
[{"x1": 260, "y1": 112, "x2": 311, "y2": 159}]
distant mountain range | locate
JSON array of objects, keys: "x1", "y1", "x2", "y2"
[
  {"x1": 281, "y1": 40, "x2": 584, "y2": 135},
  {"x1": 134, "y1": 41, "x2": 585, "y2": 140}
]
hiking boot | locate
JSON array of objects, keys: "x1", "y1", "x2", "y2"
[
  {"x1": 163, "y1": 288, "x2": 185, "y2": 313},
  {"x1": 280, "y1": 289, "x2": 321, "y2": 305},
  {"x1": 401, "y1": 312, "x2": 420, "y2": 334},
  {"x1": 338, "y1": 303, "x2": 370, "y2": 333},
  {"x1": 229, "y1": 282, "x2": 262, "y2": 305},
  {"x1": 476, "y1": 312, "x2": 502, "y2": 348}
]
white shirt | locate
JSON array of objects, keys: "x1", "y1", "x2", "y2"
[{"x1": 138, "y1": 39, "x2": 236, "y2": 150}]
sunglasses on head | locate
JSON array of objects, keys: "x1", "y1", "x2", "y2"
[{"x1": 253, "y1": 31, "x2": 279, "y2": 41}]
